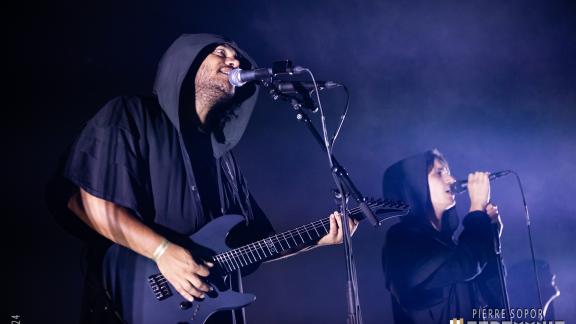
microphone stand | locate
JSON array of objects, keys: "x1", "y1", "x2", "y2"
[{"x1": 263, "y1": 81, "x2": 379, "y2": 324}]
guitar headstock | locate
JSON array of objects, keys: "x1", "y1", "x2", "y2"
[{"x1": 348, "y1": 197, "x2": 410, "y2": 225}]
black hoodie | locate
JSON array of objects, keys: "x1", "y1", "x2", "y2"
[
  {"x1": 46, "y1": 34, "x2": 274, "y2": 323},
  {"x1": 382, "y1": 150, "x2": 505, "y2": 324}
]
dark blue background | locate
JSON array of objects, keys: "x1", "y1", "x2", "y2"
[{"x1": 10, "y1": 0, "x2": 575, "y2": 322}]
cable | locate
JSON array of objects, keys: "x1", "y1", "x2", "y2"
[
  {"x1": 308, "y1": 83, "x2": 350, "y2": 151},
  {"x1": 328, "y1": 85, "x2": 350, "y2": 150},
  {"x1": 300, "y1": 68, "x2": 333, "y2": 166},
  {"x1": 510, "y1": 170, "x2": 544, "y2": 318}
]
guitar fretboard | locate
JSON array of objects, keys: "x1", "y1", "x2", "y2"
[{"x1": 213, "y1": 216, "x2": 332, "y2": 273}]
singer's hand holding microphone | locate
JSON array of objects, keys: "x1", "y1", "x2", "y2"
[
  {"x1": 451, "y1": 170, "x2": 510, "y2": 224},
  {"x1": 466, "y1": 172, "x2": 500, "y2": 224}
]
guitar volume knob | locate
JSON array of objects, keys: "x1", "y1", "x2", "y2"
[{"x1": 179, "y1": 301, "x2": 193, "y2": 310}]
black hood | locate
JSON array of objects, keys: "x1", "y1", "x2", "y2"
[
  {"x1": 153, "y1": 33, "x2": 259, "y2": 158},
  {"x1": 382, "y1": 150, "x2": 459, "y2": 235}
]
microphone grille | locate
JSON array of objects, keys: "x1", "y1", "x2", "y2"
[{"x1": 228, "y1": 68, "x2": 245, "y2": 87}]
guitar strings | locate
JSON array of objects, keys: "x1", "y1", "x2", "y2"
[
  {"x1": 214, "y1": 217, "x2": 333, "y2": 269},
  {"x1": 217, "y1": 201, "x2": 395, "y2": 263},
  {"x1": 214, "y1": 201, "x2": 406, "y2": 270}
]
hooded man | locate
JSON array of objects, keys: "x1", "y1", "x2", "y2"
[
  {"x1": 381, "y1": 149, "x2": 506, "y2": 323},
  {"x1": 47, "y1": 34, "x2": 354, "y2": 323}
]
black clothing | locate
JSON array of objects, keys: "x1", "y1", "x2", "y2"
[
  {"x1": 184, "y1": 125, "x2": 222, "y2": 220},
  {"x1": 47, "y1": 34, "x2": 273, "y2": 323},
  {"x1": 382, "y1": 151, "x2": 504, "y2": 324}
]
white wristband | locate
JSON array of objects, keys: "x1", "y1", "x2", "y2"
[{"x1": 152, "y1": 238, "x2": 170, "y2": 262}]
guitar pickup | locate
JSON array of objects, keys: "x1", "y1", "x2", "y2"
[{"x1": 148, "y1": 273, "x2": 173, "y2": 301}]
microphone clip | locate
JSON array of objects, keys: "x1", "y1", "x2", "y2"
[
  {"x1": 260, "y1": 60, "x2": 342, "y2": 113},
  {"x1": 264, "y1": 80, "x2": 319, "y2": 112},
  {"x1": 271, "y1": 60, "x2": 297, "y2": 75}
]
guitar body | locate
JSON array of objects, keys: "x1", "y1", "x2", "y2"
[{"x1": 108, "y1": 215, "x2": 255, "y2": 324}]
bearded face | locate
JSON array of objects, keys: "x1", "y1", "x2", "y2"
[{"x1": 194, "y1": 44, "x2": 239, "y2": 104}]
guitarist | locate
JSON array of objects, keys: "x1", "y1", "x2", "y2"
[{"x1": 47, "y1": 34, "x2": 356, "y2": 323}]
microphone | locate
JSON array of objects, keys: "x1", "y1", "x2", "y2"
[
  {"x1": 450, "y1": 170, "x2": 511, "y2": 194},
  {"x1": 275, "y1": 81, "x2": 342, "y2": 94},
  {"x1": 228, "y1": 68, "x2": 273, "y2": 87}
]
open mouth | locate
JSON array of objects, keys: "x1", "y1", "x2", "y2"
[{"x1": 219, "y1": 67, "x2": 232, "y2": 75}]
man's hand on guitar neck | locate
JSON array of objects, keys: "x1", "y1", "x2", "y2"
[
  {"x1": 317, "y1": 211, "x2": 359, "y2": 246},
  {"x1": 266, "y1": 211, "x2": 360, "y2": 262}
]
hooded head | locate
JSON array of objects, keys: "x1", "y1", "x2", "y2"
[
  {"x1": 382, "y1": 149, "x2": 459, "y2": 234},
  {"x1": 153, "y1": 33, "x2": 259, "y2": 158}
]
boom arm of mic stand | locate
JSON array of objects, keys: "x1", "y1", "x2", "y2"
[{"x1": 264, "y1": 82, "x2": 380, "y2": 227}]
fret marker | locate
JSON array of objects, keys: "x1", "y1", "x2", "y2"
[{"x1": 265, "y1": 238, "x2": 277, "y2": 254}]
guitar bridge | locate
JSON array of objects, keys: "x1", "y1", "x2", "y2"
[{"x1": 148, "y1": 273, "x2": 173, "y2": 301}]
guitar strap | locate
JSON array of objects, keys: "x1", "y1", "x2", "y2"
[
  {"x1": 217, "y1": 158, "x2": 227, "y2": 216},
  {"x1": 219, "y1": 153, "x2": 254, "y2": 224}
]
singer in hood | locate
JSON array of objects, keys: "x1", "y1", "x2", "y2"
[
  {"x1": 46, "y1": 34, "x2": 356, "y2": 324},
  {"x1": 381, "y1": 149, "x2": 506, "y2": 323}
]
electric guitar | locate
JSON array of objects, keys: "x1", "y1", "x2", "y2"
[{"x1": 110, "y1": 199, "x2": 409, "y2": 323}]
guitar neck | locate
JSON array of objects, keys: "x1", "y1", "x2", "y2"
[
  {"x1": 211, "y1": 199, "x2": 407, "y2": 274},
  {"x1": 213, "y1": 216, "x2": 332, "y2": 274}
]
